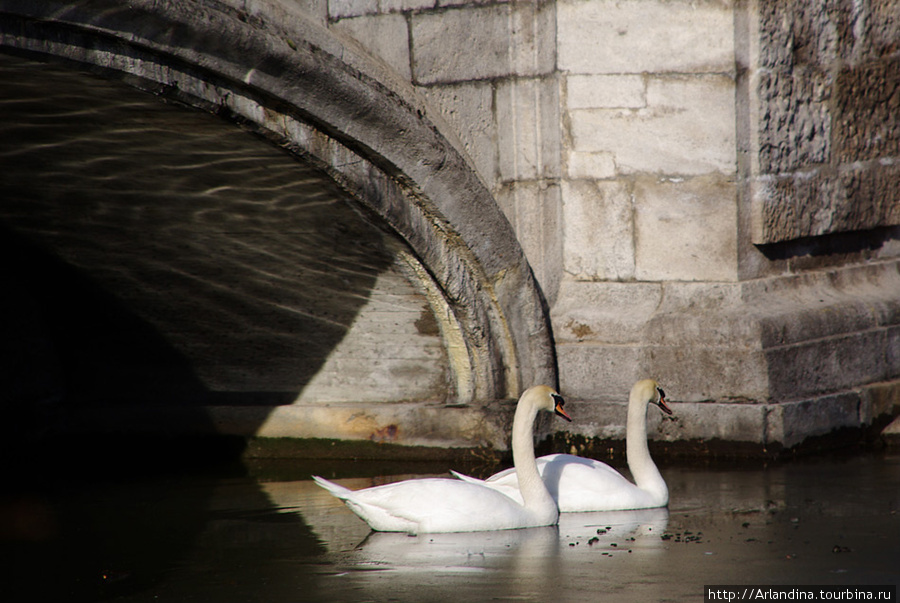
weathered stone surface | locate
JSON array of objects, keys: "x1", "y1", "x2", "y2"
[
  {"x1": 566, "y1": 151, "x2": 616, "y2": 180},
  {"x1": 381, "y1": 0, "x2": 433, "y2": 12},
  {"x1": 419, "y1": 82, "x2": 496, "y2": 189},
  {"x1": 772, "y1": 394, "x2": 862, "y2": 449},
  {"x1": 411, "y1": 2, "x2": 554, "y2": 85},
  {"x1": 279, "y1": 0, "x2": 327, "y2": 24},
  {"x1": 556, "y1": 343, "x2": 645, "y2": 401},
  {"x1": 751, "y1": 0, "x2": 900, "y2": 244},
  {"x1": 655, "y1": 402, "x2": 768, "y2": 444},
  {"x1": 561, "y1": 179, "x2": 635, "y2": 281},
  {"x1": 558, "y1": 0, "x2": 735, "y2": 75},
  {"x1": 561, "y1": 379, "x2": 900, "y2": 452},
  {"x1": 331, "y1": 13, "x2": 412, "y2": 81},
  {"x1": 569, "y1": 76, "x2": 736, "y2": 175},
  {"x1": 551, "y1": 280, "x2": 663, "y2": 345},
  {"x1": 497, "y1": 76, "x2": 561, "y2": 181},
  {"x1": 567, "y1": 74, "x2": 645, "y2": 110},
  {"x1": 328, "y1": 0, "x2": 377, "y2": 19},
  {"x1": 766, "y1": 331, "x2": 892, "y2": 401},
  {"x1": 861, "y1": 381, "x2": 900, "y2": 425},
  {"x1": 633, "y1": 175, "x2": 738, "y2": 281},
  {"x1": 553, "y1": 261, "x2": 900, "y2": 412},
  {"x1": 411, "y1": 4, "x2": 509, "y2": 84},
  {"x1": 495, "y1": 181, "x2": 564, "y2": 303}
]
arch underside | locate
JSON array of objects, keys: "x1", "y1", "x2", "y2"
[{"x1": 0, "y1": 0, "x2": 556, "y2": 448}]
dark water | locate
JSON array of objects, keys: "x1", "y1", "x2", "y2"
[{"x1": 4, "y1": 452, "x2": 898, "y2": 602}]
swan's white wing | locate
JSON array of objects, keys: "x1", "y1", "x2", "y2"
[
  {"x1": 449, "y1": 470, "x2": 524, "y2": 503},
  {"x1": 448, "y1": 454, "x2": 663, "y2": 512},
  {"x1": 313, "y1": 476, "x2": 418, "y2": 532},
  {"x1": 314, "y1": 477, "x2": 552, "y2": 533}
]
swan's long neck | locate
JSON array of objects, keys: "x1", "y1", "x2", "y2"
[
  {"x1": 625, "y1": 387, "x2": 667, "y2": 502},
  {"x1": 511, "y1": 396, "x2": 557, "y2": 520}
]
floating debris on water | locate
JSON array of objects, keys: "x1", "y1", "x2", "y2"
[{"x1": 832, "y1": 545, "x2": 852, "y2": 553}]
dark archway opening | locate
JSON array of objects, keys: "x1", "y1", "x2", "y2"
[{"x1": 0, "y1": 49, "x2": 454, "y2": 602}]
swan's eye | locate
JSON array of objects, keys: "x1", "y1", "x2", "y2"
[
  {"x1": 551, "y1": 393, "x2": 564, "y2": 406},
  {"x1": 656, "y1": 387, "x2": 666, "y2": 400}
]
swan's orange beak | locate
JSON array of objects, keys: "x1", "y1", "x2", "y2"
[
  {"x1": 655, "y1": 388, "x2": 673, "y2": 415},
  {"x1": 552, "y1": 393, "x2": 572, "y2": 422}
]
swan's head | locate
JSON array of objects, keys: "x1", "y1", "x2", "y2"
[
  {"x1": 634, "y1": 379, "x2": 673, "y2": 415},
  {"x1": 522, "y1": 385, "x2": 572, "y2": 422}
]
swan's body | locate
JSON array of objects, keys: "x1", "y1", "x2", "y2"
[
  {"x1": 313, "y1": 385, "x2": 571, "y2": 533},
  {"x1": 452, "y1": 379, "x2": 672, "y2": 512}
]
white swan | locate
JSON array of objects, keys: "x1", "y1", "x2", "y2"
[
  {"x1": 452, "y1": 379, "x2": 672, "y2": 512},
  {"x1": 312, "y1": 385, "x2": 572, "y2": 533}
]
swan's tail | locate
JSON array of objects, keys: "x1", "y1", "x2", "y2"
[
  {"x1": 449, "y1": 470, "x2": 486, "y2": 485},
  {"x1": 312, "y1": 475, "x2": 352, "y2": 500}
]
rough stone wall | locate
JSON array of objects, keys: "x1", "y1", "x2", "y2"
[{"x1": 752, "y1": 0, "x2": 900, "y2": 243}]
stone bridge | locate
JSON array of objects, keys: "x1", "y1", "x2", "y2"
[{"x1": 1, "y1": 0, "x2": 899, "y2": 458}]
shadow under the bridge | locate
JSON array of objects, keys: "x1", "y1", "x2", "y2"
[{"x1": 0, "y1": 50, "x2": 448, "y2": 601}]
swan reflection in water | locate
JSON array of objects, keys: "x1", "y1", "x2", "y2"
[
  {"x1": 330, "y1": 507, "x2": 667, "y2": 600},
  {"x1": 348, "y1": 506, "x2": 669, "y2": 572}
]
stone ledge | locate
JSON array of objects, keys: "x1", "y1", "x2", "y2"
[
  {"x1": 554, "y1": 259, "x2": 900, "y2": 404},
  {"x1": 55, "y1": 401, "x2": 517, "y2": 451},
  {"x1": 552, "y1": 378, "x2": 900, "y2": 456},
  {"x1": 51, "y1": 378, "x2": 899, "y2": 460}
]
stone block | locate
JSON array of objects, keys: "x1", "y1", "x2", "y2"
[
  {"x1": 550, "y1": 280, "x2": 663, "y2": 345},
  {"x1": 497, "y1": 77, "x2": 561, "y2": 181},
  {"x1": 569, "y1": 76, "x2": 736, "y2": 175},
  {"x1": 411, "y1": 5, "x2": 510, "y2": 84},
  {"x1": 756, "y1": 69, "x2": 833, "y2": 175},
  {"x1": 277, "y1": 0, "x2": 327, "y2": 24},
  {"x1": 756, "y1": 295, "x2": 878, "y2": 350},
  {"x1": 566, "y1": 151, "x2": 616, "y2": 179},
  {"x1": 655, "y1": 401, "x2": 768, "y2": 444},
  {"x1": 561, "y1": 179, "x2": 635, "y2": 280},
  {"x1": 411, "y1": 3, "x2": 553, "y2": 85},
  {"x1": 860, "y1": 380, "x2": 900, "y2": 425},
  {"x1": 381, "y1": 0, "x2": 433, "y2": 12},
  {"x1": 766, "y1": 330, "x2": 891, "y2": 401},
  {"x1": 751, "y1": 163, "x2": 900, "y2": 244},
  {"x1": 557, "y1": 343, "x2": 644, "y2": 401},
  {"x1": 420, "y1": 82, "x2": 496, "y2": 189},
  {"x1": 558, "y1": 0, "x2": 735, "y2": 75},
  {"x1": 332, "y1": 13, "x2": 412, "y2": 80},
  {"x1": 567, "y1": 74, "x2": 645, "y2": 110},
  {"x1": 769, "y1": 394, "x2": 861, "y2": 449},
  {"x1": 633, "y1": 175, "x2": 738, "y2": 282},
  {"x1": 556, "y1": 399, "x2": 630, "y2": 441},
  {"x1": 644, "y1": 345, "x2": 771, "y2": 403},
  {"x1": 644, "y1": 290, "x2": 760, "y2": 350},
  {"x1": 328, "y1": 0, "x2": 377, "y2": 19},
  {"x1": 883, "y1": 416, "x2": 900, "y2": 445},
  {"x1": 218, "y1": 401, "x2": 511, "y2": 449}
]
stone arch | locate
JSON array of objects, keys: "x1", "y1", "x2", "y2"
[{"x1": 0, "y1": 0, "x2": 556, "y2": 406}]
